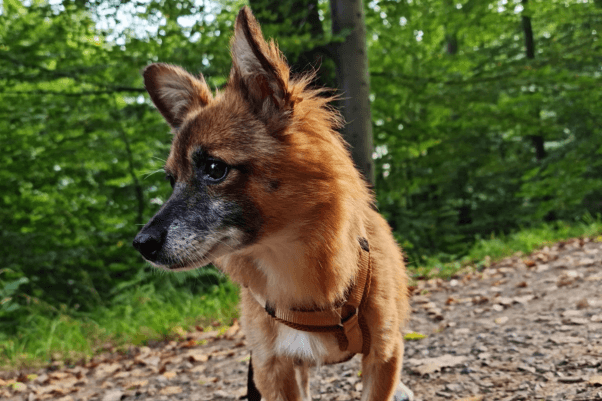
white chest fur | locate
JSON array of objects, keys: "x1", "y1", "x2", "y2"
[
  {"x1": 275, "y1": 325, "x2": 328, "y2": 361},
  {"x1": 274, "y1": 324, "x2": 353, "y2": 366}
]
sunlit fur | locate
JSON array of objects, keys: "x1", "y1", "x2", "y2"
[{"x1": 142, "y1": 7, "x2": 410, "y2": 400}]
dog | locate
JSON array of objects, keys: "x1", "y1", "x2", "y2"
[{"x1": 133, "y1": 7, "x2": 411, "y2": 401}]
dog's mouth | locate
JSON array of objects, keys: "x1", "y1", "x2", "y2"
[{"x1": 153, "y1": 241, "x2": 226, "y2": 272}]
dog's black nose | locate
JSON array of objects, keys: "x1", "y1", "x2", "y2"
[{"x1": 133, "y1": 232, "x2": 163, "y2": 262}]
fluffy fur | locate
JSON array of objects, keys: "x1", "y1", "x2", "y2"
[{"x1": 133, "y1": 7, "x2": 410, "y2": 400}]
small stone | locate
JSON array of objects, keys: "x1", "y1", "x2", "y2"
[
  {"x1": 102, "y1": 390, "x2": 124, "y2": 401},
  {"x1": 444, "y1": 383, "x2": 463, "y2": 392},
  {"x1": 563, "y1": 317, "x2": 588, "y2": 325},
  {"x1": 558, "y1": 376, "x2": 583, "y2": 383},
  {"x1": 497, "y1": 297, "x2": 513, "y2": 306},
  {"x1": 495, "y1": 316, "x2": 509, "y2": 325},
  {"x1": 591, "y1": 315, "x2": 602, "y2": 323},
  {"x1": 475, "y1": 345, "x2": 488, "y2": 353},
  {"x1": 513, "y1": 295, "x2": 534, "y2": 304},
  {"x1": 518, "y1": 364, "x2": 535, "y2": 374},
  {"x1": 561, "y1": 310, "x2": 581, "y2": 318}
]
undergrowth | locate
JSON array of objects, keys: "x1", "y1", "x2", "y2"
[
  {"x1": 410, "y1": 214, "x2": 602, "y2": 279},
  {"x1": 0, "y1": 278, "x2": 238, "y2": 371},
  {"x1": 1, "y1": 215, "x2": 600, "y2": 371}
]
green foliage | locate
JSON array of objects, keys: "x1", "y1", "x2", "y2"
[
  {"x1": 0, "y1": 0, "x2": 240, "y2": 317},
  {"x1": 366, "y1": 0, "x2": 602, "y2": 261}
]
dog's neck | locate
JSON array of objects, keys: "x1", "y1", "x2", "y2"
[{"x1": 217, "y1": 210, "x2": 365, "y2": 310}]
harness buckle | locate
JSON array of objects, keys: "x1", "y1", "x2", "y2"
[{"x1": 341, "y1": 308, "x2": 362, "y2": 354}]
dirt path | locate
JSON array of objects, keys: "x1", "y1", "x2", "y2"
[{"x1": 2, "y1": 237, "x2": 602, "y2": 401}]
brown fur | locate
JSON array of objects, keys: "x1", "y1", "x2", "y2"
[{"x1": 137, "y1": 7, "x2": 410, "y2": 400}]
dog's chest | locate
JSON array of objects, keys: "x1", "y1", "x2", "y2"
[{"x1": 275, "y1": 325, "x2": 352, "y2": 365}]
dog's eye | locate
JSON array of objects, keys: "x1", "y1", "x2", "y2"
[
  {"x1": 203, "y1": 159, "x2": 229, "y2": 183},
  {"x1": 165, "y1": 174, "x2": 175, "y2": 188}
]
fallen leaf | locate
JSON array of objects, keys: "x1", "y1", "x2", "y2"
[
  {"x1": 578, "y1": 258, "x2": 595, "y2": 266},
  {"x1": 93, "y1": 363, "x2": 122, "y2": 378},
  {"x1": 513, "y1": 295, "x2": 534, "y2": 304},
  {"x1": 411, "y1": 295, "x2": 431, "y2": 304},
  {"x1": 588, "y1": 375, "x2": 602, "y2": 387},
  {"x1": 557, "y1": 271, "x2": 582, "y2": 287},
  {"x1": 497, "y1": 297, "x2": 513, "y2": 306},
  {"x1": 190, "y1": 365, "x2": 207, "y2": 373},
  {"x1": 134, "y1": 355, "x2": 160, "y2": 367},
  {"x1": 549, "y1": 335, "x2": 583, "y2": 344},
  {"x1": 170, "y1": 326, "x2": 187, "y2": 338},
  {"x1": 180, "y1": 339, "x2": 198, "y2": 348},
  {"x1": 472, "y1": 296, "x2": 488, "y2": 305},
  {"x1": 162, "y1": 371, "x2": 177, "y2": 379},
  {"x1": 407, "y1": 354, "x2": 467, "y2": 375},
  {"x1": 159, "y1": 386, "x2": 183, "y2": 395},
  {"x1": 186, "y1": 351, "x2": 209, "y2": 363},
  {"x1": 223, "y1": 319, "x2": 240, "y2": 339},
  {"x1": 404, "y1": 332, "x2": 427, "y2": 341},
  {"x1": 124, "y1": 379, "x2": 148, "y2": 389},
  {"x1": 523, "y1": 259, "x2": 536, "y2": 267}
]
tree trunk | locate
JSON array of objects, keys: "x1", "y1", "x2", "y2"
[
  {"x1": 330, "y1": 0, "x2": 374, "y2": 186},
  {"x1": 522, "y1": 0, "x2": 546, "y2": 161}
]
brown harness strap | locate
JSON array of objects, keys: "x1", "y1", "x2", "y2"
[{"x1": 250, "y1": 237, "x2": 372, "y2": 355}]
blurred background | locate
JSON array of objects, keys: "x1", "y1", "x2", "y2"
[{"x1": 1, "y1": 0, "x2": 601, "y2": 368}]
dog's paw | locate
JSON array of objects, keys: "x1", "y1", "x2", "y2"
[{"x1": 393, "y1": 381, "x2": 414, "y2": 401}]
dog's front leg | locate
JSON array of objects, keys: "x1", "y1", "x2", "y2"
[
  {"x1": 360, "y1": 333, "x2": 404, "y2": 401},
  {"x1": 252, "y1": 352, "x2": 310, "y2": 401}
]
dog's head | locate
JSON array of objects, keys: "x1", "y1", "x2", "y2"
[{"x1": 133, "y1": 7, "x2": 354, "y2": 271}]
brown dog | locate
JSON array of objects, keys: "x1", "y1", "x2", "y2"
[{"x1": 133, "y1": 7, "x2": 411, "y2": 400}]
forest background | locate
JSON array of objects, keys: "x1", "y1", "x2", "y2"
[{"x1": 1, "y1": 0, "x2": 601, "y2": 367}]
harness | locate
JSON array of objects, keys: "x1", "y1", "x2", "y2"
[{"x1": 245, "y1": 237, "x2": 373, "y2": 400}]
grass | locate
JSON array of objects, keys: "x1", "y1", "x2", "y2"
[
  {"x1": 0, "y1": 279, "x2": 239, "y2": 371},
  {"x1": 1, "y1": 215, "x2": 601, "y2": 371},
  {"x1": 410, "y1": 214, "x2": 602, "y2": 279}
]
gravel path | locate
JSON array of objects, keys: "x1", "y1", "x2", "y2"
[{"x1": 2, "y1": 237, "x2": 602, "y2": 401}]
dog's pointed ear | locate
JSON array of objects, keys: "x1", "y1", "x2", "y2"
[
  {"x1": 143, "y1": 63, "x2": 212, "y2": 128},
  {"x1": 230, "y1": 7, "x2": 292, "y2": 113}
]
